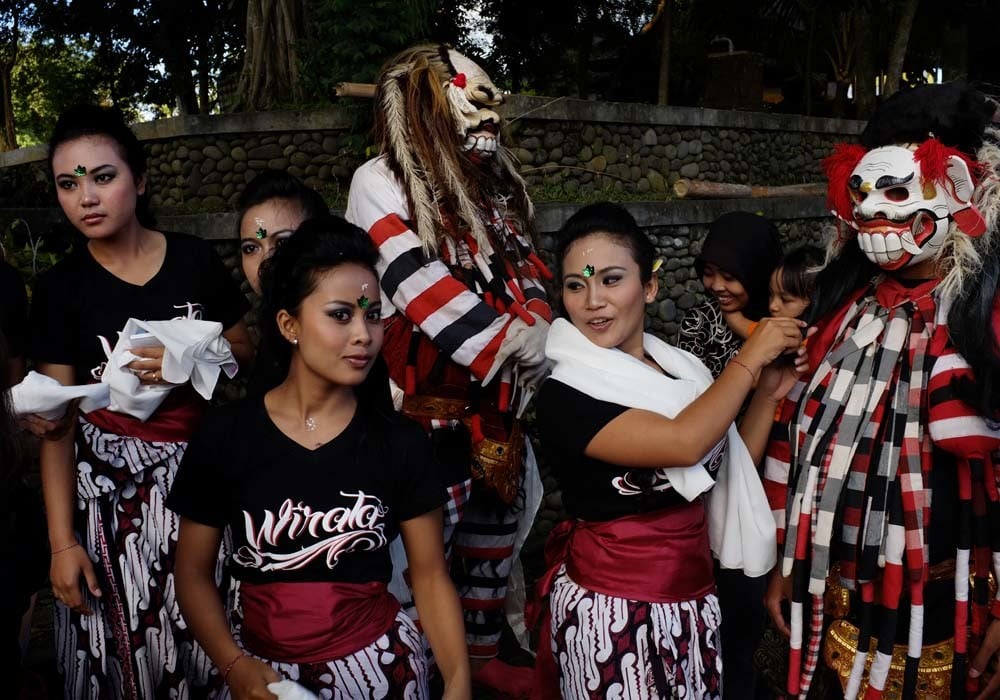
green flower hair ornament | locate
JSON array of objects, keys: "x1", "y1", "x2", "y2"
[
  {"x1": 357, "y1": 295, "x2": 370, "y2": 310},
  {"x1": 582, "y1": 264, "x2": 595, "y2": 278},
  {"x1": 73, "y1": 165, "x2": 87, "y2": 177}
]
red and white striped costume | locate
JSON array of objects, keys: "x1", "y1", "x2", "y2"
[{"x1": 347, "y1": 155, "x2": 551, "y2": 659}]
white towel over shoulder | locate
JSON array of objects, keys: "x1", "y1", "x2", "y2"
[
  {"x1": 103, "y1": 318, "x2": 238, "y2": 421},
  {"x1": 545, "y1": 318, "x2": 776, "y2": 576}
]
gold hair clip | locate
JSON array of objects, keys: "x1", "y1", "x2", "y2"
[
  {"x1": 73, "y1": 165, "x2": 86, "y2": 177},
  {"x1": 582, "y1": 264, "x2": 595, "y2": 278},
  {"x1": 652, "y1": 258, "x2": 664, "y2": 273}
]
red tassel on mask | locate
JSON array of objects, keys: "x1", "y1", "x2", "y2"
[{"x1": 822, "y1": 143, "x2": 868, "y2": 222}]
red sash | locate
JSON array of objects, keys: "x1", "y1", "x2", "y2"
[
  {"x1": 84, "y1": 387, "x2": 205, "y2": 443},
  {"x1": 239, "y1": 581, "x2": 401, "y2": 664},
  {"x1": 529, "y1": 503, "x2": 715, "y2": 700}
]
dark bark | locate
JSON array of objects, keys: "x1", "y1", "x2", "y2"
[
  {"x1": 852, "y1": 6, "x2": 876, "y2": 118},
  {"x1": 657, "y1": 0, "x2": 672, "y2": 106},
  {"x1": 882, "y1": 0, "x2": 919, "y2": 97}
]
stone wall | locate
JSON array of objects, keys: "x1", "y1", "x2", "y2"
[
  {"x1": 0, "y1": 98, "x2": 862, "y2": 211},
  {"x1": 0, "y1": 100, "x2": 851, "y2": 581}
]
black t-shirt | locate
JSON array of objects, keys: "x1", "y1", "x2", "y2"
[
  {"x1": 536, "y1": 379, "x2": 720, "y2": 521},
  {"x1": 29, "y1": 232, "x2": 248, "y2": 384},
  {"x1": 0, "y1": 262, "x2": 28, "y2": 358},
  {"x1": 166, "y1": 398, "x2": 445, "y2": 585}
]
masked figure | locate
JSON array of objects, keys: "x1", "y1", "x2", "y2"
[
  {"x1": 346, "y1": 45, "x2": 551, "y2": 694},
  {"x1": 764, "y1": 83, "x2": 1000, "y2": 699}
]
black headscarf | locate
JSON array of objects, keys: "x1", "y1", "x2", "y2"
[{"x1": 695, "y1": 211, "x2": 783, "y2": 321}]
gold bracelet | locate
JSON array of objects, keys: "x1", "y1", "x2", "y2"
[
  {"x1": 51, "y1": 542, "x2": 81, "y2": 555},
  {"x1": 730, "y1": 358, "x2": 757, "y2": 382}
]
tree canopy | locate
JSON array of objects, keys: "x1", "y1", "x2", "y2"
[{"x1": 0, "y1": 0, "x2": 997, "y2": 150}]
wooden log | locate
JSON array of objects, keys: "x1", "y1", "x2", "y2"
[
  {"x1": 335, "y1": 82, "x2": 376, "y2": 99},
  {"x1": 673, "y1": 178, "x2": 827, "y2": 199}
]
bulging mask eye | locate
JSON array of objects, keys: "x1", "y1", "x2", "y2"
[{"x1": 884, "y1": 187, "x2": 910, "y2": 203}]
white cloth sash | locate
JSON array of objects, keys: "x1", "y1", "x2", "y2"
[
  {"x1": 9, "y1": 370, "x2": 110, "y2": 419},
  {"x1": 545, "y1": 318, "x2": 776, "y2": 576}
]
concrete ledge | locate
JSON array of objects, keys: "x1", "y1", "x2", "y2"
[
  {"x1": 534, "y1": 197, "x2": 830, "y2": 232},
  {"x1": 503, "y1": 95, "x2": 865, "y2": 135},
  {"x1": 3, "y1": 197, "x2": 832, "y2": 241}
]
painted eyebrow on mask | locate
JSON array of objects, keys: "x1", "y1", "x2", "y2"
[{"x1": 875, "y1": 172, "x2": 915, "y2": 189}]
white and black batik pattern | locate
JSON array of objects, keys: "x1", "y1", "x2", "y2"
[
  {"x1": 57, "y1": 416, "x2": 226, "y2": 700},
  {"x1": 548, "y1": 568, "x2": 723, "y2": 700},
  {"x1": 677, "y1": 298, "x2": 742, "y2": 379}
]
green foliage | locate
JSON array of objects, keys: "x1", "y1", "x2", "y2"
[
  {"x1": 0, "y1": 218, "x2": 74, "y2": 290},
  {"x1": 12, "y1": 38, "x2": 105, "y2": 146},
  {"x1": 299, "y1": 0, "x2": 436, "y2": 99}
]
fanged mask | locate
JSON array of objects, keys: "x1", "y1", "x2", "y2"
[
  {"x1": 846, "y1": 145, "x2": 976, "y2": 269},
  {"x1": 445, "y1": 50, "x2": 503, "y2": 159}
]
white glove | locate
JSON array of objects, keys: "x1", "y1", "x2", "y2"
[
  {"x1": 267, "y1": 680, "x2": 320, "y2": 700},
  {"x1": 483, "y1": 314, "x2": 550, "y2": 386}
]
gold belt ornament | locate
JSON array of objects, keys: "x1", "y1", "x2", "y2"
[
  {"x1": 821, "y1": 561, "x2": 984, "y2": 700},
  {"x1": 402, "y1": 395, "x2": 523, "y2": 504}
]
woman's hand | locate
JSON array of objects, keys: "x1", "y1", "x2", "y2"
[
  {"x1": 765, "y1": 567, "x2": 792, "y2": 638},
  {"x1": 125, "y1": 346, "x2": 171, "y2": 385},
  {"x1": 227, "y1": 656, "x2": 281, "y2": 700},
  {"x1": 758, "y1": 363, "x2": 800, "y2": 402},
  {"x1": 50, "y1": 544, "x2": 101, "y2": 615},
  {"x1": 20, "y1": 398, "x2": 80, "y2": 440},
  {"x1": 739, "y1": 317, "x2": 806, "y2": 372}
]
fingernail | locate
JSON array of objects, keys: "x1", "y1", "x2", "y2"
[{"x1": 970, "y1": 668, "x2": 981, "y2": 678}]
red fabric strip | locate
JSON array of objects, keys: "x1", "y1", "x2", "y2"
[
  {"x1": 84, "y1": 389, "x2": 204, "y2": 442},
  {"x1": 239, "y1": 581, "x2": 400, "y2": 664},
  {"x1": 369, "y1": 213, "x2": 410, "y2": 246}
]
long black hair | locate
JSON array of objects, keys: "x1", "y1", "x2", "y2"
[
  {"x1": 0, "y1": 332, "x2": 19, "y2": 486},
  {"x1": 259, "y1": 215, "x2": 393, "y2": 417},
  {"x1": 48, "y1": 104, "x2": 154, "y2": 228}
]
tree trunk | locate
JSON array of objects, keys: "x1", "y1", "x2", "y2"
[
  {"x1": 575, "y1": 0, "x2": 598, "y2": 98},
  {"x1": 239, "y1": 0, "x2": 304, "y2": 110},
  {"x1": 852, "y1": 6, "x2": 876, "y2": 118},
  {"x1": 656, "y1": 0, "x2": 672, "y2": 105},
  {"x1": 198, "y1": 40, "x2": 211, "y2": 114},
  {"x1": 803, "y1": 6, "x2": 817, "y2": 116},
  {"x1": 882, "y1": 0, "x2": 919, "y2": 97},
  {"x1": 0, "y1": 64, "x2": 15, "y2": 150}
]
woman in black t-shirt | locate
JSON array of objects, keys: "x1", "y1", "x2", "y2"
[
  {"x1": 533, "y1": 203, "x2": 805, "y2": 699},
  {"x1": 30, "y1": 105, "x2": 252, "y2": 699},
  {"x1": 169, "y1": 218, "x2": 470, "y2": 700}
]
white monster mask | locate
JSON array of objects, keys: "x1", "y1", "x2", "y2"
[
  {"x1": 847, "y1": 144, "x2": 982, "y2": 269},
  {"x1": 444, "y1": 49, "x2": 503, "y2": 159}
]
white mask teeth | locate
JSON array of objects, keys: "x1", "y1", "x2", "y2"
[
  {"x1": 463, "y1": 135, "x2": 476, "y2": 151},
  {"x1": 475, "y1": 135, "x2": 488, "y2": 151},
  {"x1": 900, "y1": 230, "x2": 922, "y2": 254}
]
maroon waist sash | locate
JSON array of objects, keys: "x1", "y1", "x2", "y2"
[
  {"x1": 85, "y1": 388, "x2": 205, "y2": 442},
  {"x1": 529, "y1": 503, "x2": 715, "y2": 700},
  {"x1": 239, "y1": 581, "x2": 401, "y2": 664}
]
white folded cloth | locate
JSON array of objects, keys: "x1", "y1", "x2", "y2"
[
  {"x1": 267, "y1": 680, "x2": 320, "y2": 700},
  {"x1": 9, "y1": 370, "x2": 111, "y2": 419},
  {"x1": 545, "y1": 318, "x2": 777, "y2": 577},
  {"x1": 102, "y1": 318, "x2": 238, "y2": 421}
]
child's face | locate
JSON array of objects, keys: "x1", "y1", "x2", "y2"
[
  {"x1": 701, "y1": 262, "x2": 749, "y2": 312},
  {"x1": 768, "y1": 268, "x2": 810, "y2": 319}
]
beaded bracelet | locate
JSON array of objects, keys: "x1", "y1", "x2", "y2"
[
  {"x1": 730, "y1": 357, "x2": 757, "y2": 382},
  {"x1": 51, "y1": 542, "x2": 81, "y2": 555},
  {"x1": 223, "y1": 651, "x2": 249, "y2": 684}
]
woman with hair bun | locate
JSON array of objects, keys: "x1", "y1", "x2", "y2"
[
  {"x1": 30, "y1": 104, "x2": 253, "y2": 698},
  {"x1": 169, "y1": 216, "x2": 470, "y2": 700},
  {"x1": 532, "y1": 202, "x2": 804, "y2": 698}
]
